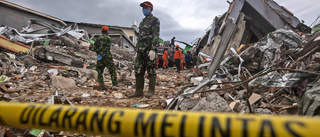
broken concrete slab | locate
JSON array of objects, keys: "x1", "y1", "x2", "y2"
[
  {"x1": 33, "y1": 46, "x2": 86, "y2": 68},
  {"x1": 68, "y1": 67, "x2": 98, "y2": 80},
  {"x1": 51, "y1": 75, "x2": 79, "y2": 89},
  {"x1": 254, "y1": 108, "x2": 274, "y2": 115},
  {"x1": 179, "y1": 98, "x2": 199, "y2": 110},
  {"x1": 191, "y1": 92, "x2": 233, "y2": 112}
]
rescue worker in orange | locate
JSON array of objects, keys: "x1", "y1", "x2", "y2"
[
  {"x1": 173, "y1": 45, "x2": 182, "y2": 72},
  {"x1": 162, "y1": 47, "x2": 169, "y2": 69},
  {"x1": 180, "y1": 55, "x2": 186, "y2": 70}
]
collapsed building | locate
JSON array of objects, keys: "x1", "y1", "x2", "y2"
[
  {"x1": 194, "y1": 0, "x2": 310, "y2": 61},
  {"x1": 0, "y1": 0, "x2": 138, "y2": 51},
  {"x1": 168, "y1": 0, "x2": 320, "y2": 116}
]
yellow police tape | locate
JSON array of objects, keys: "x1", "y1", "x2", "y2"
[{"x1": 0, "y1": 101, "x2": 319, "y2": 137}]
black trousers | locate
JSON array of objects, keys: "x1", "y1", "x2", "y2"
[
  {"x1": 186, "y1": 61, "x2": 191, "y2": 69},
  {"x1": 175, "y1": 59, "x2": 180, "y2": 72}
]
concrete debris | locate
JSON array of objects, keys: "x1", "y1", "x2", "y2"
[
  {"x1": 166, "y1": 0, "x2": 320, "y2": 119},
  {"x1": 1, "y1": 0, "x2": 320, "y2": 136},
  {"x1": 179, "y1": 98, "x2": 199, "y2": 110},
  {"x1": 253, "y1": 28, "x2": 301, "y2": 69},
  {"x1": 191, "y1": 92, "x2": 233, "y2": 112},
  {"x1": 254, "y1": 108, "x2": 275, "y2": 115},
  {"x1": 51, "y1": 75, "x2": 79, "y2": 89}
]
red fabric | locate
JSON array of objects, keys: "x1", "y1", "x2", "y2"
[
  {"x1": 140, "y1": 1, "x2": 153, "y2": 10},
  {"x1": 156, "y1": 58, "x2": 159, "y2": 68},
  {"x1": 173, "y1": 49, "x2": 182, "y2": 60}
]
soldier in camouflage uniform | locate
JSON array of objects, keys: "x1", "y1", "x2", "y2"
[
  {"x1": 91, "y1": 26, "x2": 118, "y2": 91},
  {"x1": 129, "y1": 1, "x2": 160, "y2": 97}
]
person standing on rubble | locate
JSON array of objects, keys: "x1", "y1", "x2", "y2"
[
  {"x1": 129, "y1": 1, "x2": 160, "y2": 98},
  {"x1": 171, "y1": 37, "x2": 175, "y2": 49},
  {"x1": 185, "y1": 50, "x2": 193, "y2": 69},
  {"x1": 173, "y1": 45, "x2": 182, "y2": 73},
  {"x1": 91, "y1": 26, "x2": 118, "y2": 91},
  {"x1": 162, "y1": 47, "x2": 169, "y2": 69}
]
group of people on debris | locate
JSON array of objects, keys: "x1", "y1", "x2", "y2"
[
  {"x1": 161, "y1": 45, "x2": 193, "y2": 73},
  {"x1": 90, "y1": 1, "x2": 193, "y2": 97}
]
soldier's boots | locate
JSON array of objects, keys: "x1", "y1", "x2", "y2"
[
  {"x1": 111, "y1": 75, "x2": 118, "y2": 87},
  {"x1": 128, "y1": 75, "x2": 144, "y2": 98},
  {"x1": 97, "y1": 85, "x2": 107, "y2": 91},
  {"x1": 145, "y1": 75, "x2": 156, "y2": 97},
  {"x1": 97, "y1": 85, "x2": 103, "y2": 91}
]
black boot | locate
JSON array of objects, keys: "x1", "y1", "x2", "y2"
[
  {"x1": 97, "y1": 85, "x2": 104, "y2": 91},
  {"x1": 128, "y1": 75, "x2": 144, "y2": 98},
  {"x1": 145, "y1": 75, "x2": 156, "y2": 97},
  {"x1": 111, "y1": 75, "x2": 118, "y2": 87}
]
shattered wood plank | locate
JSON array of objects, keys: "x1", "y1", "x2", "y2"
[
  {"x1": 242, "y1": 67, "x2": 252, "y2": 77},
  {"x1": 225, "y1": 93, "x2": 236, "y2": 101},
  {"x1": 221, "y1": 84, "x2": 237, "y2": 93},
  {"x1": 229, "y1": 101, "x2": 240, "y2": 110},
  {"x1": 0, "y1": 35, "x2": 31, "y2": 54},
  {"x1": 239, "y1": 74, "x2": 252, "y2": 94},
  {"x1": 0, "y1": 85, "x2": 20, "y2": 93},
  {"x1": 249, "y1": 93, "x2": 261, "y2": 105},
  {"x1": 290, "y1": 46, "x2": 320, "y2": 69},
  {"x1": 264, "y1": 104, "x2": 294, "y2": 110},
  {"x1": 279, "y1": 104, "x2": 298, "y2": 111}
]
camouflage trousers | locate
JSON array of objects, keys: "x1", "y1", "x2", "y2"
[
  {"x1": 96, "y1": 54, "x2": 118, "y2": 86},
  {"x1": 134, "y1": 51, "x2": 157, "y2": 77}
]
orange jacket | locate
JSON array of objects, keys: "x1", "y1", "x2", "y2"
[
  {"x1": 162, "y1": 50, "x2": 168, "y2": 59},
  {"x1": 180, "y1": 56, "x2": 186, "y2": 70},
  {"x1": 173, "y1": 49, "x2": 182, "y2": 59}
]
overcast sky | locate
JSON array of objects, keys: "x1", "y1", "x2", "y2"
[{"x1": 5, "y1": 0, "x2": 320, "y2": 45}]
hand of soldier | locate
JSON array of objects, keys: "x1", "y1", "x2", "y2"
[{"x1": 148, "y1": 50, "x2": 156, "y2": 61}]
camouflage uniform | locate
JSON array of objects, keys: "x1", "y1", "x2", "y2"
[
  {"x1": 135, "y1": 14, "x2": 160, "y2": 77},
  {"x1": 92, "y1": 34, "x2": 118, "y2": 86}
]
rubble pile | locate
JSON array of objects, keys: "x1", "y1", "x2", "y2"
[
  {"x1": 0, "y1": 21, "x2": 189, "y2": 136},
  {"x1": 172, "y1": 29, "x2": 320, "y2": 116}
]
